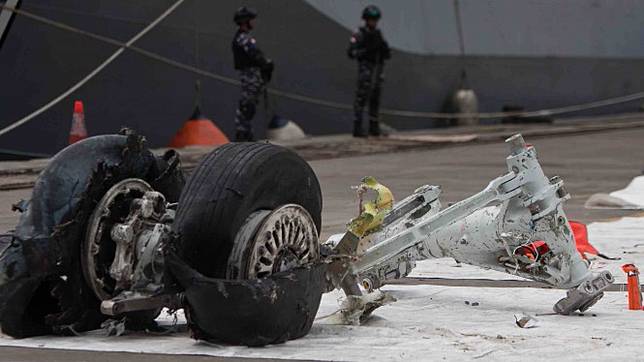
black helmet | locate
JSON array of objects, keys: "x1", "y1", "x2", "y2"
[
  {"x1": 362, "y1": 5, "x2": 381, "y2": 20},
  {"x1": 234, "y1": 6, "x2": 257, "y2": 25}
]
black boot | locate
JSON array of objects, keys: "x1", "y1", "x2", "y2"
[
  {"x1": 369, "y1": 121, "x2": 381, "y2": 137},
  {"x1": 235, "y1": 129, "x2": 255, "y2": 142},
  {"x1": 353, "y1": 121, "x2": 367, "y2": 138}
]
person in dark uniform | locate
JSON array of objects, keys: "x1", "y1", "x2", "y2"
[
  {"x1": 232, "y1": 6, "x2": 274, "y2": 141},
  {"x1": 347, "y1": 5, "x2": 391, "y2": 137}
]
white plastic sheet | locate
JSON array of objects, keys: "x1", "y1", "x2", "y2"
[{"x1": 1, "y1": 216, "x2": 643, "y2": 360}]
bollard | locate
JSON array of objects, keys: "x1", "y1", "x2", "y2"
[{"x1": 621, "y1": 264, "x2": 643, "y2": 310}]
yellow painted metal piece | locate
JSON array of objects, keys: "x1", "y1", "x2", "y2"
[{"x1": 347, "y1": 176, "x2": 394, "y2": 238}]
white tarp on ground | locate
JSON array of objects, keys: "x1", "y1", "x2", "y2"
[
  {"x1": 610, "y1": 176, "x2": 644, "y2": 207},
  {"x1": 586, "y1": 175, "x2": 644, "y2": 209},
  {"x1": 1, "y1": 285, "x2": 644, "y2": 361},
  {"x1": 1, "y1": 216, "x2": 643, "y2": 361}
]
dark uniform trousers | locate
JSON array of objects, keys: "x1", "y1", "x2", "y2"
[
  {"x1": 354, "y1": 61, "x2": 384, "y2": 126},
  {"x1": 235, "y1": 67, "x2": 264, "y2": 135}
]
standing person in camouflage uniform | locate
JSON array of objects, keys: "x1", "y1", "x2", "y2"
[
  {"x1": 347, "y1": 5, "x2": 391, "y2": 137},
  {"x1": 232, "y1": 6, "x2": 274, "y2": 141}
]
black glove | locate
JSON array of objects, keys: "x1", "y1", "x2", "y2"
[
  {"x1": 261, "y1": 59, "x2": 274, "y2": 82},
  {"x1": 381, "y1": 41, "x2": 391, "y2": 60}
]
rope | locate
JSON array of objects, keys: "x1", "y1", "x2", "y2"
[
  {"x1": 453, "y1": 0, "x2": 466, "y2": 57},
  {"x1": 0, "y1": 1, "x2": 186, "y2": 137},
  {"x1": 1, "y1": 3, "x2": 644, "y2": 137}
]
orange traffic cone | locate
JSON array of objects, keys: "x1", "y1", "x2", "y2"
[
  {"x1": 68, "y1": 100, "x2": 88, "y2": 144},
  {"x1": 621, "y1": 264, "x2": 643, "y2": 310},
  {"x1": 168, "y1": 105, "x2": 229, "y2": 148},
  {"x1": 169, "y1": 81, "x2": 228, "y2": 148}
]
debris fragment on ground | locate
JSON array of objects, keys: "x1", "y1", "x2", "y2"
[
  {"x1": 514, "y1": 313, "x2": 538, "y2": 329},
  {"x1": 318, "y1": 290, "x2": 397, "y2": 325}
]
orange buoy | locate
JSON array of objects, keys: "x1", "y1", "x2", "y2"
[
  {"x1": 68, "y1": 100, "x2": 88, "y2": 144},
  {"x1": 168, "y1": 105, "x2": 229, "y2": 148}
]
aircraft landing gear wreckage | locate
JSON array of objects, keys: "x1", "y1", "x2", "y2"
[{"x1": 0, "y1": 130, "x2": 613, "y2": 346}]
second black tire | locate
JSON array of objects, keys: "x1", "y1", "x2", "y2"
[{"x1": 173, "y1": 143, "x2": 322, "y2": 278}]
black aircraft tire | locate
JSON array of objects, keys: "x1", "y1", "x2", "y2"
[
  {"x1": 173, "y1": 142, "x2": 322, "y2": 278},
  {"x1": 0, "y1": 133, "x2": 185, "y2": 338}
]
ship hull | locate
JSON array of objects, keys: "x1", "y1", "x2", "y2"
[{"x1": 0, "y1": 0, "x2": 642, "y2": 155}]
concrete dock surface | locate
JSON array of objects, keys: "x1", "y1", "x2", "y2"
[{"x1": 313, "y1": 126, "x2": 644, "y2": 238}]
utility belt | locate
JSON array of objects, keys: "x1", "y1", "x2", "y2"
[
  {"x1": 357, "y1": 50, "x2": 386, "y2": 63},
  {"x1": 238, "y1": 66, "x2": 272, "y2": 83},
  {"x1": 358, "y1": 60, "x2": 385, "y2": 73},
  {"x1": 238, "y1": 66, "x2": 261, "y2": 74}
]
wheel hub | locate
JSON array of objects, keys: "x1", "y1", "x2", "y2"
[
  {"x1": 273, "y1": 247, "x2": 301, "y2": 274},
  {"x1": 227, "y1": 204, "x2": 319, "y2": 279},
  {"x1": 82, "y1": 179, "x2": 153, "y2": 300}
]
